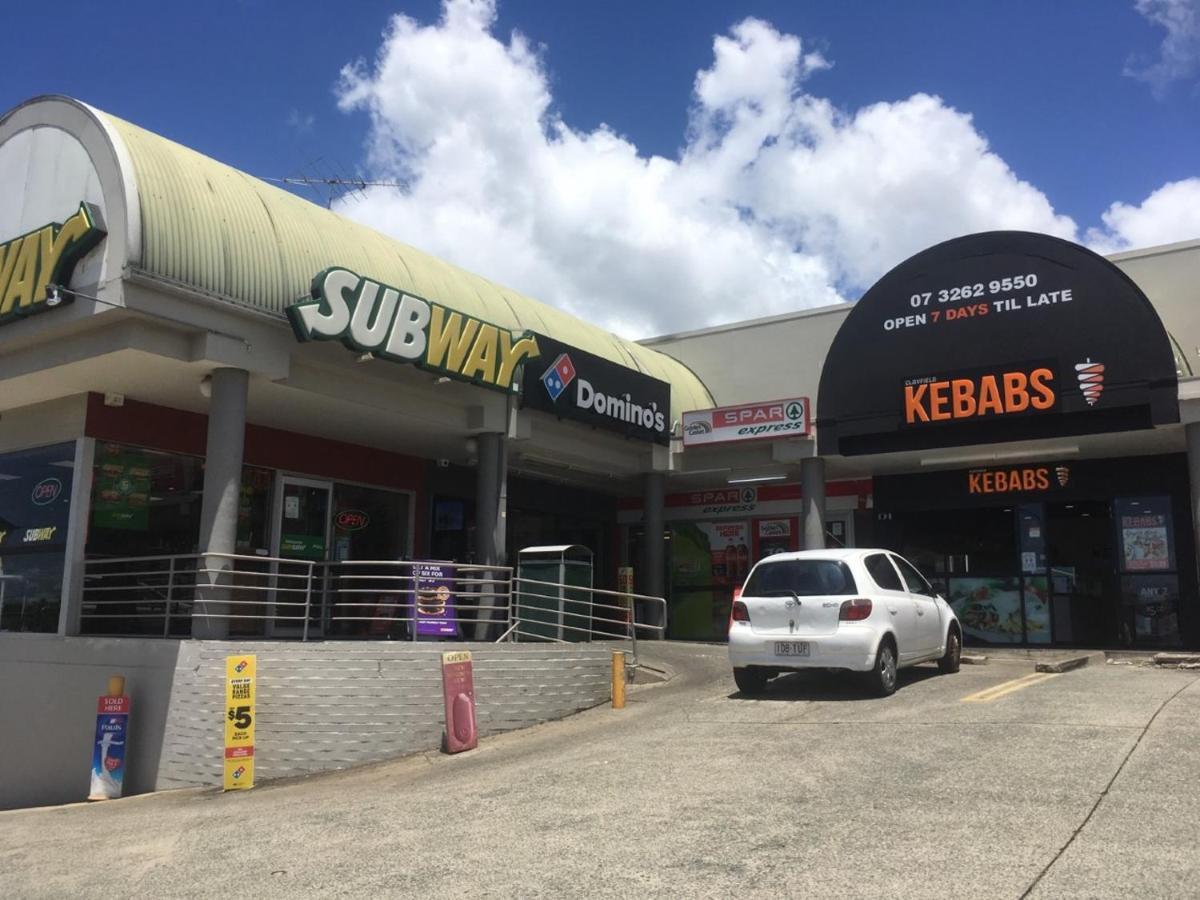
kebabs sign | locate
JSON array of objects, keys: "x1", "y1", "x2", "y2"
[
  {"x1": 287, "y1": 268, "x2": 540, "y2": 392},
  {"x1": 817, "y1": 232, "x2": 1179, "y2": 456}
]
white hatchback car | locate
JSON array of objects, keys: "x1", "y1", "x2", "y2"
[{"x1": 728, "y1": 548, "x2": 961, "y2": 697}]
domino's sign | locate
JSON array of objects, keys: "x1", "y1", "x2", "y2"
[{"x1": 521, "y1": 334, "x2": 671, "y2": 445}]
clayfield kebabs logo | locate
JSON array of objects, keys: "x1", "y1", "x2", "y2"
[
  {"x1": 1055, "y1": 465, "x2": 1070, "y2": 487},
  {"x1": 1075, "y1": 359, "x2": 1105, "y2": 406}
]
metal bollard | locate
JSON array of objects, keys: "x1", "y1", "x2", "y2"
[{"x1": 611, "y1": 650, "x2": 626, "y2": 709}]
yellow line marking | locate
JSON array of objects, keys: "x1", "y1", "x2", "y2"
[{"x1": 961, "y1": 672, "x2": 1060, "y2": 703}]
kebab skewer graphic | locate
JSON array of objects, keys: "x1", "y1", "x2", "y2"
[{"x1": 1075, "y1": 359, "x2": 1105, "y2": 406}]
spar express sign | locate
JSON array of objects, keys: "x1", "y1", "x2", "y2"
[
  {"x1": 287, "y1": 268, "x2": 540, "y2": 392},
  {"x1": 682, "y1": 398, "x2": 809, "y2": 447},
  {"x1": 817, "y1": 232, "x2": 1179, "y2": 456},
  {"x1": 0, "y1": 203, "x2": 106, "y2": 325},
  {"x1": 520, "y1": 333, "x2": 671, "y2": 444}
]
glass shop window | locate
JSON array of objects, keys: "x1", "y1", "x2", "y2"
[{"x1": 0, "y1": 442, "x2": 77, "y2": 633}]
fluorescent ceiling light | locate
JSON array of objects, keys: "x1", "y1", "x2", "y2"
[
  {"x1": 919, "y1": 445, "x2": 1080, "y2": 468},
  {"x1": 727, "y1": 470, "x2": 788, "y2": 485}
]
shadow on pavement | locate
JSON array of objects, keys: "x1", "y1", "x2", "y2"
[{"x1": 727, "y1": 665, "x2": 942, "y2": 701}]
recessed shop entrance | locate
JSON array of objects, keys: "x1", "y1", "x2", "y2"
[
  {"x1": 873, "y1": 456, "x2": 1195, "y2": 649},
  {"x1": 268, "y1": 475, "x2": 412, "y2": 637}
]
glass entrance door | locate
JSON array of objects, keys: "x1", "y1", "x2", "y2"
[{"x1": 271, "y1": 477, "x2": 332, "y2": 635}]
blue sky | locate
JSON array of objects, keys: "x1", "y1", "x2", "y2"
[{"x1": 3, "y1": 0, "x2": 1198, "y2": 336}]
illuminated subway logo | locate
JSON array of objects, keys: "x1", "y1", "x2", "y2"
[
  {"x1": 31, "y1": 478, "x2": 63, "y2": 505},
  {"x1": 904, "y1": 367, "x2": 1056, "y2": 424},
  {"x1": 287, "y1": 268, "x2": 540, "y2": 392},
  {"x1": 0, "y1": 203, "x2": 106, "y2": 324}
]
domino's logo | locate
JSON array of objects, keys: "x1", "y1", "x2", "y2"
[
  {"x1": 541, "y1": 353, "x2": 577, "y2": 402},
  {"x1": 235, "y1": 660, "x2": 248, "y2": 673},
  {"x1": 232, "y1": 766, "x2": 246, "y2": 780}
]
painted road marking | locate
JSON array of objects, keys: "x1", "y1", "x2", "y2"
[{"x1": 961, "y1": 671, "x2": 1060, "y2": 703}]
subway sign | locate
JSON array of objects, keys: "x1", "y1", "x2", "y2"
[
  {"x1": 0, "y1": 203, "x2": 106, "y2": 325},
  {"x1": 287, "y1": 268, "x2": 541, "y2": 392}
]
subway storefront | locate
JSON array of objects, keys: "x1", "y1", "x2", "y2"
[{"x1": 817, "y1": 231, "x2": 1194, "y2": 650}]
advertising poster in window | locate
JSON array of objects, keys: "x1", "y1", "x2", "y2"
[
  {"x1": 667, "y1": 521, "x2": 748, "y2": 640},
  {"x1": 947, "y1": 577, "x2": 1025, "y2": 644},
  {"x1": 1115, "y1": 497, "x2": 1174, "y2": 572},
  {"x1": 92, "y1": 444, "x2": 151, "y2": 531},
  {"x1": 1120, "y1": 575, "x2": 1180, "y2": 646},
  {"x1": 1022, "y1": 576, "x2": 1051, "y2": 644},
  {"x1": 413, "y1": 563, "x2": 458, "y2": 637}
]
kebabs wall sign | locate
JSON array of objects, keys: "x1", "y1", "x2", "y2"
[
  {"x1": 817, "y1": 231, "x2": 1179, "y2": 456},
  {"x1": 287, "y1": 268, "x2": 540, "y2": 392}
]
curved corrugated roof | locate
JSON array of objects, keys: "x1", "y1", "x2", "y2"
[{"x1": 99, "y1": 111, "x2": 713, "y2": 417}]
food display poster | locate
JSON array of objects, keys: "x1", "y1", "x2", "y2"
[
  {"x1": 1115, "y1": 497, "x2": 1174, "y2": 572},
  {"x1": 1121, "y1": 575, "x2": 1180, "y2": 645},
  {"x1": 947, "y1": 577, "x2": 1026, "y2": 644},
  {"x1": 696, "y1": 521, "x2": 751, "y2": 587},
  {"x1": 1022, "y1": 577, "x2": 1051, "y2": 644},
  {"x1": 413, "y1": 563, "x2": 458, "y2": 637},
  {"x1": 92, "y1": 444, "x2": 152, "y2": 531}
]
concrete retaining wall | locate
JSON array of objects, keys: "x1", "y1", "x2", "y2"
[
  {"x1": 157, "y1": 642, "x2": 613, "y2": 789},
  {"x1": 1, "y1": 638, "x2": 613, "y2": 808},
  {"x1": 0, "y1": 635, "x2": 181, "y2": 809}
]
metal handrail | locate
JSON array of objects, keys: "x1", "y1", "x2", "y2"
[{"x1": 79, "y1": 553, "x2": 666, "y2": 658}]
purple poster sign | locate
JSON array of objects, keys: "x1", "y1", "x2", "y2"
[{"x1": 414, "y1": 563, "x2": 458, "y2": 637}]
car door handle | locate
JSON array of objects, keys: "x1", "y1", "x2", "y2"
[
  {"x1": 916, "y1": 608, "x2": 925, "y2": 616},
  {"x1": 889, "y1": 607, "x2": 898, "y2": 615}
]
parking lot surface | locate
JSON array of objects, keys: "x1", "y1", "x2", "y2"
[{"x1": 2, "y1": 644, "x2": 1198, "y2": 899}]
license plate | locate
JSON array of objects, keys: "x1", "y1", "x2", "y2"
[{"x1": 774, "y1": 641, "x2": 810, "y2": 657}]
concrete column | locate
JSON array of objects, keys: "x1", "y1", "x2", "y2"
[
  {"x1": 801, "y1": 456, "x2": 827, "y2": 551},
  {"x1": 194, "y1": 368, "x2": 248, "y2": 639},
  {"x1": 641, "y1": 472, "x2": 666, "y2": 631},
  {"x1": 473, "y1": 431, "x2": 507, "y2": 639}
]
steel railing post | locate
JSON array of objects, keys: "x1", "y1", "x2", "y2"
[
  {"x1": 302, "y1": 562, "x2": 313, "y2": 642},
  {"x1": 163, "y1": 556, "x2": 176, "y2": 638}
]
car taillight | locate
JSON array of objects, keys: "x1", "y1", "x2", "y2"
[
  {"x1": 730, "y1": 600, "x2": 750, "y2": 623},
  {"x1": 838, "y1": 598, "x2": 872, "y2": 621}
]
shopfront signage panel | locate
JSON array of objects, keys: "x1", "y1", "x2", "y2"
[
  {"x1": 682, "y1": 398, "x2": 809, "y2": 447},
  {"x1": 817, "y1": 232, "x2": 1179, "y2": 456},
  {"x1": 223, "y1": 655, "x2": 256, "y2": 791},
  {"x1": 0, "y1": 203, "x2": 106, "y2": 326},
  {"x1": 287, "y1": 268, "x2": 540, "y2": 393},
  {"x1": 519, "y1": 334, "x2": 671, "y2": 445}
]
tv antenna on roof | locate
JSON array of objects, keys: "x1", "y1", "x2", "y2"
[{"x1": 263, "y1": 157, "x2": 404, "y2": 208}]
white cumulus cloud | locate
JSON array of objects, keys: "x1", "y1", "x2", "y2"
[
  {"x1": 1089, "y1": 178, "x2": 1200, "y2": 252},
  {"x1": 331, "y1": 0, "x2": 1192, "y2": 339},
  {"x1": 1126, "y1": 0, "x2": 1200, "y2": 96}
]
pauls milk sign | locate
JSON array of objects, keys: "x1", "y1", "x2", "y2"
[
  {"x1": 0, "y1": 203, "x2": 106, "y2": 325},
  {"x1": 287, "y1": 268, "x2": 540, "y2": 392}
]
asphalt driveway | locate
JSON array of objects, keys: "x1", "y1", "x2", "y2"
[{"x1": 2, "y1": 643, "x2": 1197, "y2": 899}]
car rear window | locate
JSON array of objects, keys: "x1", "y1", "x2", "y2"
[{"x1": 742, "y1": 559, "x2": 858, "y2": 597}]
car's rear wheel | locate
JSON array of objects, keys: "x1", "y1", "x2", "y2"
[
  {"x1": 868, "y1": 639, "x2": 898, "y2": 697},
  {"x1": 733, "y1": 666, "x2": 769, "y2": 695},
  {"x1": 938, "y1": 627, "x2": 962, "y2": 674}
]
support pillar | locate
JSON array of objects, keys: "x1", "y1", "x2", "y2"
[
  {"x1": 641, "y1": 472, "x2": 665, "y2": 632},
  {"x1": 801, "y1": 456, "x2": 827, "y2": 551},
  {"x1": 1186, "y1": 423, "x2": 1200, "y2": 603},
  {"x1": 194, "y1": 368, "x2": 248, "y2": 639},
  {"x1": 473, "y1": 430, "x2": 507, "y2": 639}
]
